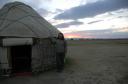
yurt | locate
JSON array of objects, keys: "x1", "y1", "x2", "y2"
[{"x1": 0, "y1": 2, "x2": 63, "y2": 75}]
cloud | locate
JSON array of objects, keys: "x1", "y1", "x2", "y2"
[
  {"x1": 55, "y1": 21, "x2": 83, "y2": 28},
  {"x1": 87, "y1": 20, "x2": 103, "y2": 24},
  {"x1": 0, "y1": 0, "x2": 11, "y2": 8},
  {"x1": 112, "y1": 27, "x2": 128, "y2": 33},
  {"x1": 37, "y1": 8, "x2": 51, "y2": 17},
  {"x1": 54, "y1": 0, "x2": 128, "y2": 20},
  {"x1": 53, "y1": 9, "x2": 64, "y2": 14}
]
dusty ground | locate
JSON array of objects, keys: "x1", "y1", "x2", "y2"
[{"x1": 1, "y1": 39, "x2": 128, "y2": 84}]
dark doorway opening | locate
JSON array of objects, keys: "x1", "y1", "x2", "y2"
[{"x1": 11, "y1": 45, "x2": 31, "y2": 73}]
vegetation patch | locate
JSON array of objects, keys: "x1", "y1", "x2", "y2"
[{"x1": 64, "y1": 56, "x2": 75, "y2": 68}]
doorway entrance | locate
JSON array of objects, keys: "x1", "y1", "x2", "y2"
[{"x1": 11, "y1": 45, "x2": 31, "y2": 73}]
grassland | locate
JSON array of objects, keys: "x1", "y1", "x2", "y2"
[
  {"x1": 1, "y1": 39, "x2": 128, "y2": 84},
  {"x1": 66, "y1": 39, "x2": 128, "y2": 84}
]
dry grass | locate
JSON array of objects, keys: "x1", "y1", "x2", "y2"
[{"x1": 1, "y1": 39, "x2": 128, "y2": 84}]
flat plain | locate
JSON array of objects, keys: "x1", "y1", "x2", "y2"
[{"x1": 1, "y1": 39, "x2": 128, "y2": 84}]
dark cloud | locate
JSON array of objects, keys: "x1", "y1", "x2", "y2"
[
  {"x1": 88, "y1": 20, "x2": 103, "y2": 24},
  {"x1": 55, "y1": 21, "x2": 83, "y2": 28},
  {"x1": 118, "y1": 15, "x2": 128, "y2": 18},
  {"x1": 37, "y1": 8, "x2": 51, "y2": 17},
  {"x1": 55, "y1": 9, "x2": 63, "y2": 12},
  {"x1": 55, "y1": 0, "x2": 128, "y2": 20},
  {"x1": 51, "y1": 9, "x2": 64, "y2": 14}
]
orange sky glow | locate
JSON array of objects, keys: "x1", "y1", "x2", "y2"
[
  {"x1": 64, "y1": 33, "x2": 93, "y2": 38},
  {"x1": 64, "y1": 33, "x2": 81, "y2": 38}
]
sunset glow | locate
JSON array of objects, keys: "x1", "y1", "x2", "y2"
[{"x1": 64, "y1": 33, "x2": 82, "y2": 38}]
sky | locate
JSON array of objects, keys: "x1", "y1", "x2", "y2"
[{"x1": 0, "y1": 0, "x2": 128, "y2": 38}]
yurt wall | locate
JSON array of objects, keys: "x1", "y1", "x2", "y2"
[
  {"x1": 32, "y1": 38, "x2": 56, "y2": 73},
  {"x1": 0, "y1": 46, "x2": 10, "y2": 75}
]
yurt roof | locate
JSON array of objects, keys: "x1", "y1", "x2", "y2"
[{"x1": 0, "y1": 2, "x2": 61, "y2": 38}]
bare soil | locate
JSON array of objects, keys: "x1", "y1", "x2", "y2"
[{"x1": 1, "y1": 39, "x2": 128, "y2": 84}]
